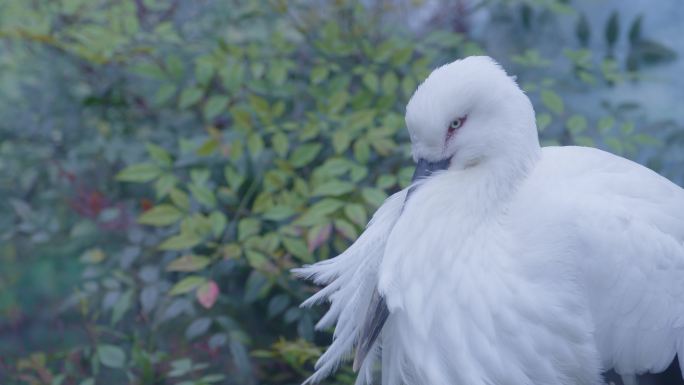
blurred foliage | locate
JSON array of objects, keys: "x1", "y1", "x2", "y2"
[{"x1": 0, "y1": 0, "x2": 678, "y2": 384}]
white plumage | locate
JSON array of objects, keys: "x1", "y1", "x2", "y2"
[{"x1": 295, "y1": 56, "x2": 684, "y2": 385}]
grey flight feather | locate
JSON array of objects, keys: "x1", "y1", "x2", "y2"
[
  {"x1": 352, "y1": 157, "x2": 451, "y2": 373},
  {"x1": 353, "y1": 288, "x2": 389, "y2": 372}
]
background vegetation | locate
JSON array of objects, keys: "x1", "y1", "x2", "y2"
[{"x1": 0, "y1": 0, "x2": 681, "y2": 384}]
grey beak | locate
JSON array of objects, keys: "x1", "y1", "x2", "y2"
[{"x1": 405, "y1": 158, "x2": 451, "y2": 202}]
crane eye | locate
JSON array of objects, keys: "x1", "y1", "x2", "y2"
[{"x1": 447, "y1": 117, "x2": 466, "y2": 134}]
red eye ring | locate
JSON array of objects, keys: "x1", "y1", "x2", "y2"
[{"x1": 446, "y1": 116, "x2": 467, "y2": 140}]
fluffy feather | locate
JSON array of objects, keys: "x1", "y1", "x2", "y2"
[
  {"x1": 293, "y1": 189, "x2": 406, "y2": 384},
  {"x1": 297, "y1": 56, "x2": 684, "y2": 384}
]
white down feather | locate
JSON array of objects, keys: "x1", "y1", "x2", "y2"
[{"x1": 296, "y1": 56, "x2": 684, "y2": 385}]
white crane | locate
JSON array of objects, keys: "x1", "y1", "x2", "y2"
[{"x1": 295, "y1": 56, "x2": 684, "y2": 385}]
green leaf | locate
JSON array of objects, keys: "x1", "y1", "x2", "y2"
[
  {"x1": 190, "y1": 169, "x2": 211, "y2": 185},
  {"x1": 574, "y1": 136, "x2": 595, "y2": 147},
  {"x1": 231, "y1": 107, "x2": 252, "y2": 129},
  {"x1": 362, "y1": 72, "x2": 379, "y2": 92},
  {"x1": 248, "y1": 133, "x2": 265, "y2": 157},
  {"x1": 195, "y1": 58, "x2": 215, "y2": 85},
  {"x1": 401, "y1": 75, "x2": 416, "y2": 98},
  {"x1": 605, "y1": 11, "x2": 620, "y2": 49},
  {"x1": 139, "y1": 204, "x2": 183, "y2": 226},
  {"x1": 263, "y1": 205, "x2": 296, "y2": 221},
  {"x1": 297, "y1": 198, "x2": 343, "y2": 225},
  {"x1": 204, "y1": 95, "x2": 229, "y2": 121},
  {"x1": 244, "y1": 271, "x2": 271, "y2": 303},
  {"x1": 261, "y1": 232, "x2": 281, "y2": 253},
  {"x1": 146, "y1": 143, "x2": 172, "y2": 166},
  {"x1": 252, "y1": 192, "x2": 272, "y2": 213},
  {"x1": 566, "y1": 114, "x2": 588, "y2": 135},
  {"x1": 238, "y1": 218, "x2": 261, "y2": 241},
  {"x1": 166, "y1": 55, "x2": 184, "y2": 78},
  {"x1": 635, "y1": 40, "x2": 677, "y2": 64},
  {"x1": 224, "y1": 166, "x2": 245, "y2": 190},
  {"x1": 52, "y1": 374, "x2": 66, "y2": 385},
  {"x1": 166, "y1": 255, "x2": 211, "y2": 272},
  {"x1": 576, "y1": 13, "x2": 591, "y2": 47},
  {"x1": 598, "y1": 116, "x2": 615, "y2": 134},
  {"x1": 536, "y1": 113, "x2": 552, "y2": 132},
  {"x1": 267, "y1": 294, "x2": 291, "y2": 318},
  {"x1": 376, "y1": 175, "x2": 396, "y2": 189},
  {"x1": 97, "y1": 345, "x2": 126, "y2": 368},
  {"x1": 111, "y1": 290, "x2": 132, "y2": 325},
  {"x1": 245, "y1": 249, "x2": 268, "y2": 269},
  {"x1": 209, "y1": 211, "x2": 227, "y2": 237},
  {"x1": 312, "y1": 180, "x2": 355, "y2": 197},
  {"x1": 310, "y1": 65, "x2": 329, "y2": 84},
  {"x1": 332, "y1": 131, "x2": 351, "y2": 154},
  {"x1": 269, "y1": 64, "x2": 288, "y2": 86},
  {"x1": 249, "y1": 95, "x2": 270, "y2": 117},
  {"x1": 155, "y1": 174, "x2": 178, "y2": 198},
  {"x1": 179, "y1": 87, "x2": 203, "y2": 108},
  {"x1": 328, "y1": 91, "x2": 348, "y2": 113},
  {"x1": 251, "y1": 62, "x2": 266, "y2": 79},
  {"x1": 168, "y1": 358, "x2": 193, "y2": 377},
  {"x1": 391, "y1": 46, "x2": 413, "y2": 66},
  {"x1": 159, "y1": 232, "x2": 202, "y2": 250},
  {"x1": 317, "y1": 158, "x2": 352, "y2": 178},
  {"x1": 116, "y1": 163, "x2": 161, "y2": 182},
  {"x1": 398, "y1": 166, "x2": 414, "y2": 188},
  {"x1": 80, "y1": 248, "x2": 106, "y2": 264},
  {"x1": 196, "y1": 138, "x2": 219, "y2": 156},
  {"x1": 154, "y1": 83, "x2": 176, "y2": 105},
  {"x1": 182, "y1": 214, "x2": 212, "y2": 238},
  {"x1": 186, "y1": 317, "x2": 212, "y2": 340},
  {"x1": 344, "y1": 203, "x2": 367, "y2": 227},
  {"x1": 606, "y1": 137, "x2": 624, "y2": 154},
  {"x1": 169, "y1": 276, "x2": 207, "y2": 295},
  {"x1": 621, "y1": 122, "x2": 635, "y2": 135},
  {"x1": 371, "y1": 138, "x2": 394, "y2": 156},
  {"x1": 350, "y1": 165, "x2": 368, "y2": 183},
  {"x1": 272, "y1": 132, "x2": 289, "y2": 157},
  {"x1": 290, "y1": 143, "x2": 322, "y2": 168},
  {"x1": 282, "y1": 237, "x2": 311, "y2": 263},
  {"x1": 334, "y1": 218, "x2": 357, "y2": 240},
  {"x1": 353, "y1": 140, "x2": 370, "y2": 164},
  {"x1": 170, "y1": 188, "x2": 190, "y2": 211},
  {"x1": 168, "y1": 358, "x2": 192, "y2": 377},
  {"x1": 381, "y1": 71, "x2": 399, "y2": 94},
  {"x1": 362, "y1": 188, "x2": 387, "y2": 207},
  {"x1": 541, "y1": 90, "x2": 564, "y2": 115},
  {"x1": 222, "y1": 243, "x2": 241, "y2": 259},
  {"x1": 628, "y1": 14, "x2": 643, "y2": 45},
  {"x1": 189, "y1": 184, "x2": 217, "y2": 208}
]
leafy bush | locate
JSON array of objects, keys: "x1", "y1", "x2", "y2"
[{"x1": 0, "y1": 1, "x2": 677, "y2": 384}]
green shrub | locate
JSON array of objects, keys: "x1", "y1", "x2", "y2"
[{"x1": 0, "y1": 1, "x2": 673, "y2": 384}]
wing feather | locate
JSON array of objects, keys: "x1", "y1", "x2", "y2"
[
  {"x1": 533, "y1": 147, "x2": 684, "y2": 377},
  {"x1": 293, "y1": 190, "x2": 406, "y2": 384}
]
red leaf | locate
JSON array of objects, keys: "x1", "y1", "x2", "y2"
[
  {"x1": 140, "y1": 198, "x2": 154, "y2": 212},
  {"x1": 196, "y1": 280, "x2": 219, "y2": 309},
  {"x1": 307, "y1": 223, "x2": 332, "y2": 252}
]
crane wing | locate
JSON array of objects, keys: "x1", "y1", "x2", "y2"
[
  {"x1": 293, "y1": 190, "x2": 406, "y2": 384},
  {"x1": 533, "y1": 147, "x2": 684, "y2": 378}
]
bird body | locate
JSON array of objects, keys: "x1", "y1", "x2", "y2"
[{"x1": 295, "y1": 56, "x2": 684, "y2": 385}]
